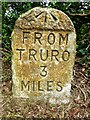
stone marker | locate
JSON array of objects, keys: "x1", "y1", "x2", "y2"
[{"x1": 11, "y1": 7, "x2": 76, "y2": 104}]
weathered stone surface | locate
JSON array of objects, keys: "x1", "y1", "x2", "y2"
[
  {"x1": 11, "y1": 7, "x2": 76, "y2": 104},
  {"x1": 15, "y1": 7, "x2": 74, "y2": 31}
]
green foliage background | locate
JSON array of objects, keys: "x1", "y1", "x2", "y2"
[{"x1": 2, "y1": 2, "x2": 90, "y2": 77}]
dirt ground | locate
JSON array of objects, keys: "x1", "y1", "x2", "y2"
[{"x1": 0, "y1": 58, "x2": 90, "y2": 120}]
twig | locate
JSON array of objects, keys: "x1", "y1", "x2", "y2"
[
  {"x1": 86, "y1": 44, "x2": 90, "y2": 50},
  {"x1": 72, "y1": 82, "x2": 87, "y2": 102},
  {"x1": 69, "y1": 13, "x2": 90, "y2": 17},
  {"x1": 1, "y1": 101, "x2": 7, "y2": 108},
  {"x1": 79, "y1": 72, "x2": 88, "y2": 80}
]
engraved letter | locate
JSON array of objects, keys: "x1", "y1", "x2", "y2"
[
  {"x1": 23, "y1": 31, "x2": 30, "y2": 44},
  {"x1": 48, "y1": 33, "x2": 55, "y2": 45},
  {"x1": 62, "y1": 50, "x2": 70, "y2": 61},
  {"x1": 34, "y1": 32, "x2": 42, "y2": 45},
  {"x1": 16, "y1": 49, "x2": 25, "y2": 60},
  {"x1": 40, "y1": 49, "x2": 48, "y2": 61},
  {"x1": 38, "y1": 81, "x2": 44, "y2": 91},
  {"x1": 47, "y1": 81, "x2": 53, "y2": 91},
  {"x1": 29, "y1": 49, "x2": 37, "y2": 61},
  {"x1": 59, "y1": 33, "x2": 68, "y2": 45},
  {"x1": 21, "y1": 81, "x2": 30, "y2": 91},
  {"x1": 51, "y1": 50, "x2": 59, "y2": 61},
  {"x1": 56, "y1": 81, "x2": 62, "y2": 92}
]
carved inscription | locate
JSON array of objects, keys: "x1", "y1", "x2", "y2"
[
  {"x1": 12, "y1": 7, "x2": 76, "y2": 104},
  {"x1": 16, "y1": 31, "x2": 70, "y2": 62},
  {"x1": 21, "y1": 81, "x2": 62, "y2": 92},
  {"x1": 15, "y1": 30, "x2": 70, "y2": 92}
]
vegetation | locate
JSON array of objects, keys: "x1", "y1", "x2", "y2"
[{"x1": 1, "y1": 2, "x2": 90, "y2": 119}]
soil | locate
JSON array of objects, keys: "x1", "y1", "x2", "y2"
[{"x1": 0, "y1": 58, "x2": 90, "y2": 120}]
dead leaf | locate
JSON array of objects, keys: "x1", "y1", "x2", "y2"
[{"x1": 68, "y1": 108, "x2": 80, "y2": 117}]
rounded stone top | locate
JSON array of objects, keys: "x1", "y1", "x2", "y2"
[{"x1": 15, "y1": 7, "x2": 75, "y2": 31}]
